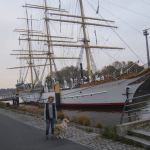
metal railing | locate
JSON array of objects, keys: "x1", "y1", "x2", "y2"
[
  {"x1": 0, "y1": 93, "x2": 16, "y2": 101},
  {"x1": 120, "y1": 93, "x2": 150, "y2": 125},
  {"x1": 19, "y1": 95, "x2": 48, "y2": 104}
]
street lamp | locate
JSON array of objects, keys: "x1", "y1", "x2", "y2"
[{"x1": 143, "y1": 29, "x2": 150, "y2": 67}]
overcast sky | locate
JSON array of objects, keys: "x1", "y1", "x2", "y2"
[{"x1": 0, "y1": 0, "x2": 150, "y2": 89}]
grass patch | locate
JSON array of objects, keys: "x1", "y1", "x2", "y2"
[
  {"x1": 12, "y1": 106, "x2": 69, "y2": 121},
  {"x1": 101, "y1": 127, "x2": 143, "y2": 148},
  {"x1": 0, "y1": 102, "x2": 6, "y2": 109},
  {"x1": 128, "y1": 131, "x2": 133, "y2": 136},
  {"x1": 113, "y1": 125, "x2": 116, "y2": 132},
  {"x1": 16, "y1": 106, "x2": 44, "y2": 115},
  {"x1": 75, "y1": 115, "x2": 90, "y2": 126},
  {"x1": 86, "y1": 128, "x2": 93, "y2": 133},
  {"x1": 95, "y1": 120, "x2": 103, "y2": 129}
]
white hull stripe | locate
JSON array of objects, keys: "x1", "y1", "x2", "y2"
[{"x1": 62, "y1": 91, "x2": 107, "y2": 99}]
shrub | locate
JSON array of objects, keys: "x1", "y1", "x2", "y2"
[
  {"x1": 28, "y1": 107, "x2": 43, "y2": 115},
  {"x1": 57, "y1": 111, "x2": 64, "y2": 120},
  {"x1": 17, "y1": 106, "x2": 26, "y2": 111},
  {"x1": 75, "y1": 115, "x2": 90, "y2": 126},
  {"x1": 75, "y1": 115, "x2": 83, "y2": 125},
  {"x1": 64, "y1": 115, "x2": 70, "y2": 120},
  {"x1": 13, "y1": 105, "x2": 18, "y2": 109},
  {"x1": 57, "y1": 112, "x2": 69, "y2": 120},
  {"x1": 83, "y1": 119, "x2": 90, "y2": 126},
  {"x1": 0, "y1": 102, "x2": 6, "y2": 109},
  {"x1": 95, "y1": 120, "x2": 103, "y2": 129}
]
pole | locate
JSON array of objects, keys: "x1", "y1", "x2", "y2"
[
  {"x1": 80, "y1": 63, "x2": 83, "y2": 79},
  {"x1": 143, "y1": 29, "x2": 150, "y2": 67},
  {"x1": 79, "y1": 0, "x2": 92, "y2": 79},
  {"x1": 44, "y1": 0, "x2": 54, "y2": 90},
  {"x1": 25, "y1": 5, "x2": 34, "y2": 87},
  {"x1": 126, "y1": 87, "x2": 131, "y2": 122}
]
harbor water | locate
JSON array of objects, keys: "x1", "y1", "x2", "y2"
[{"x1": 60, "y1": 107, "x2": 123, "y2": 128}]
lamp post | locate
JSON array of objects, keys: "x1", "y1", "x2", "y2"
[{"x1": 143, "y1": 29, "x2": 150, "y2": 67}]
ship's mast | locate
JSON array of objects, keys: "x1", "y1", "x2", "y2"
[
  {"x1": 79, "y1": 0, "x2": 91, "y2": 78},
  {"x1": 25, "y1": 5, "x2": 34, "y2": 87},
  {"x1": 10, "y1": 1, "x2": 124, "y2": 88},
  {"x1": 44, "y1": 0, "x2": 54, "y2": 90}
]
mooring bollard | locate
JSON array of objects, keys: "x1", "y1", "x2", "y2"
[
  {"x1": 16, "y1": 94, "x2": 19, "y2": 106},
  {"x1": 13, "y1": 99, "x2": 16, "y2": 105},
  {"x1": 6, "y1": 103, "x2": 10, "y2": 107}
]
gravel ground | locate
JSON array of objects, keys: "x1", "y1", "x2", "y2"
[{"x1": 0, "y1": 108, "x2": 146, "y2": 150}]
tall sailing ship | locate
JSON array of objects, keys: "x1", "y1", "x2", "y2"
[{"x1": 10, "y1": 0, "x2": 150, "y2": 107}]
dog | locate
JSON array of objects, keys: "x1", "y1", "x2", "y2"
[{"x1": 54, "y1": 118, "x2": 69, "y2": 139}]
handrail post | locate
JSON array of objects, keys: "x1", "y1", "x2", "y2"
[
  {"x1": 127, "y1": 100, "x2": 131, "y2": 122},
  {"x1": 120, "y1": 99, "x2": 128, "y2": 125},
  {"x1": 126, "y1": 87, "x2": 131, "y2": 122}
]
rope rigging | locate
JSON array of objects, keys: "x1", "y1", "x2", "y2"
[
  {"x1": 86, "y1": 0, "x2": 145, "y2": 65},
  {"x1": 23, "y1": 67, "x2": 29, "y2": 82},
  {"x1": 96, "y1": 0, "x2": 99, "y2": 14},
  {"x1": 39, "y1": 59, "x2": 48, "y2": 82},
  {"x1": 103, "y1": 0, "x2": 150, "y2": 19},
  {"x1": 88, "y1": 48, "x2": 97, "y2": 73},
  {"x1": 141, "y1": 0, "x2": 150, "y2": 5},
  {"x1": 94, "y1": 29, "x2": 97, "y2": 45}
]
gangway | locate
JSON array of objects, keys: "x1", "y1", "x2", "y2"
[{"x1": 0, "y1": 93, "x2": 19, "y2": 105}]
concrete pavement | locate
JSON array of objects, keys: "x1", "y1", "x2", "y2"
[{"x1": 0, "y1": 113, "x2": 90, "y2": 150}]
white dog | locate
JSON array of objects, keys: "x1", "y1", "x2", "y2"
[{"x1": 54, "y1": 118, "x2": 69, "y2": 139}]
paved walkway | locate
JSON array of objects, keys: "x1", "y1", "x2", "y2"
[
  {"x1": 0, "y1": 113, "x2": 90, "y2": 150},
  {"x1": 0, "y1": 108, "x2": 146, "y2": 150}
]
